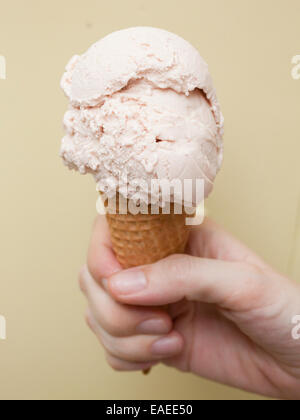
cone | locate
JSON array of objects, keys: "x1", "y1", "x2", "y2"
[
  {"x1": 102, "y1": 193, "x2": 192, "y2": 375},
  {"x1": 102, "y1": 194, "x2": 191, "y2": 269}
]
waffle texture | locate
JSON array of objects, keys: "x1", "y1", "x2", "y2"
[{"x1": 103, "y1": 195, "x2": 190, "y2": 269}]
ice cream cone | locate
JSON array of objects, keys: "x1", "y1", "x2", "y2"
[
  {"x1": 60, "y1": 28, "x2": 224, "y2": 378},
  {"x1": 102, "y1": 193, "x2": 192, "y2": 376},
  {"x1": 102, "y1": 194, "x2": 191, "y2": 269}
]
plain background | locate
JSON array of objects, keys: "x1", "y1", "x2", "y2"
[{"x1": 0, "y1": 0, "x2": 299, "y2": 400}]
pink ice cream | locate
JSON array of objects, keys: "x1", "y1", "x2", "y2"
[{"x1": 61, "y1": 27, "x2": 224, "y2": 205}]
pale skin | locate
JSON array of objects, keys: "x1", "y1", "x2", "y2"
[{"x1": 80, "y1": 216, "x2": 300, "y2": 399}]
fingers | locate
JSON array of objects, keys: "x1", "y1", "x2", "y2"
[
  {"x1": 105, "y1": 353, "x2": 157, "y2": 372},
  {"x1": 84, "y1": 302, "x2": 183, "y2": 364},
  {"x1": 86, "y1": 310, "x2": 158, "y2": 369},
  {"x1": 87, "y1": 216, "x2": 121, "y2": 283},
  {"x1": 108, "y1": 254, "x2": 269, "y2": 312},
  {"x1": 83, "y1": 216, "x2": 184, "y2": 371},
  {"x1": 81, "y1": 266, "x2": 172, "y2": 338},
  {"x1": 86, "y1": 310, "x2": 176, "y2": 371},
  {"x1": 97, "y1": 324, "x2": 183, "y2": 363}
]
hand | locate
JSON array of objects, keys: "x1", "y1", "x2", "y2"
[{"x1": 80, "y1": 216, "x2": 300, "y2": 399}]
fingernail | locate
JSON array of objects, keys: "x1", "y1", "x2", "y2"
[
  {"x1": 110, "y1": 270, "x2": 147, "y2": 295},
  {"x1": 137, "y1": 319, "x2": 170, "y2": 335},
  {"x1": 151, "y1": 335, "x2": 182, "y2": 356}
]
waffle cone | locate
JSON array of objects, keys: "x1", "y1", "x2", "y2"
[{"x1": 102, "y1": 194, "x2": 191, "y2": 269}]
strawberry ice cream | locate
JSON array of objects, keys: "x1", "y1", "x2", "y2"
[{"x1": 60, "y1": 27, "x2": 224, "y2": 206}]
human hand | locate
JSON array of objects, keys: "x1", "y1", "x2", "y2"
[{"x1": 80, "y1": 216, "x2": 300, "y2": 399}]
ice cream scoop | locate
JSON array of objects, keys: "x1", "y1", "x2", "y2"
[{"x1": 61, "y1": 27, "x2": 224, "y2": 206}]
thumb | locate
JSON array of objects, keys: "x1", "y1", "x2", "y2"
[{"x1": 108, "y1": 255, "x2": 266, "y2": 311}]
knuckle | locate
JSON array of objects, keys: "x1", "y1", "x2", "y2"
[
  {"x1": 239, "y1": 262, "x2": 264, "y2": 293},
  {"x1": 85, "y1": 309, "x2": 94, "y2": 331},
  {"x1": 106, "y1": 354, "x2": 124, "y2": 372},
  {"x1": 91, "y1": 300, "x2": 122, "y2": 336},
  {"x1": 87, "y1": 254, "x2": 102, "y2": 283},
  {"x1": 162, "y1": 254, "x2": 194, "y2": 284},
  {"x1": 79, "y1": 266, "x2": 88, "y2": 293},
  {"x1": 106, "y1": 324, "x2": 123, "y2": 338},
  {"x1": 102, "y1": 307, "x2": 126, "y2": 337},
  {"x1": 226, "y1": 262, "x2": 267, "y2": 309},
  {"x1": 105, "y1": 335, "x2": 134, "y2": 361},
  {"x1": 102, "y1": 319, "x2": 120, "y2": 337}
]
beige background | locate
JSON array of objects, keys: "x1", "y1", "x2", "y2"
[{"x1": 0, "y1": 0, "x2": 299, "y2": 400}]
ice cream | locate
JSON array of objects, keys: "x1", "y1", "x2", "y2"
[{"x1": 61, "y1": 27, "x2": 224, "y2": 206}]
